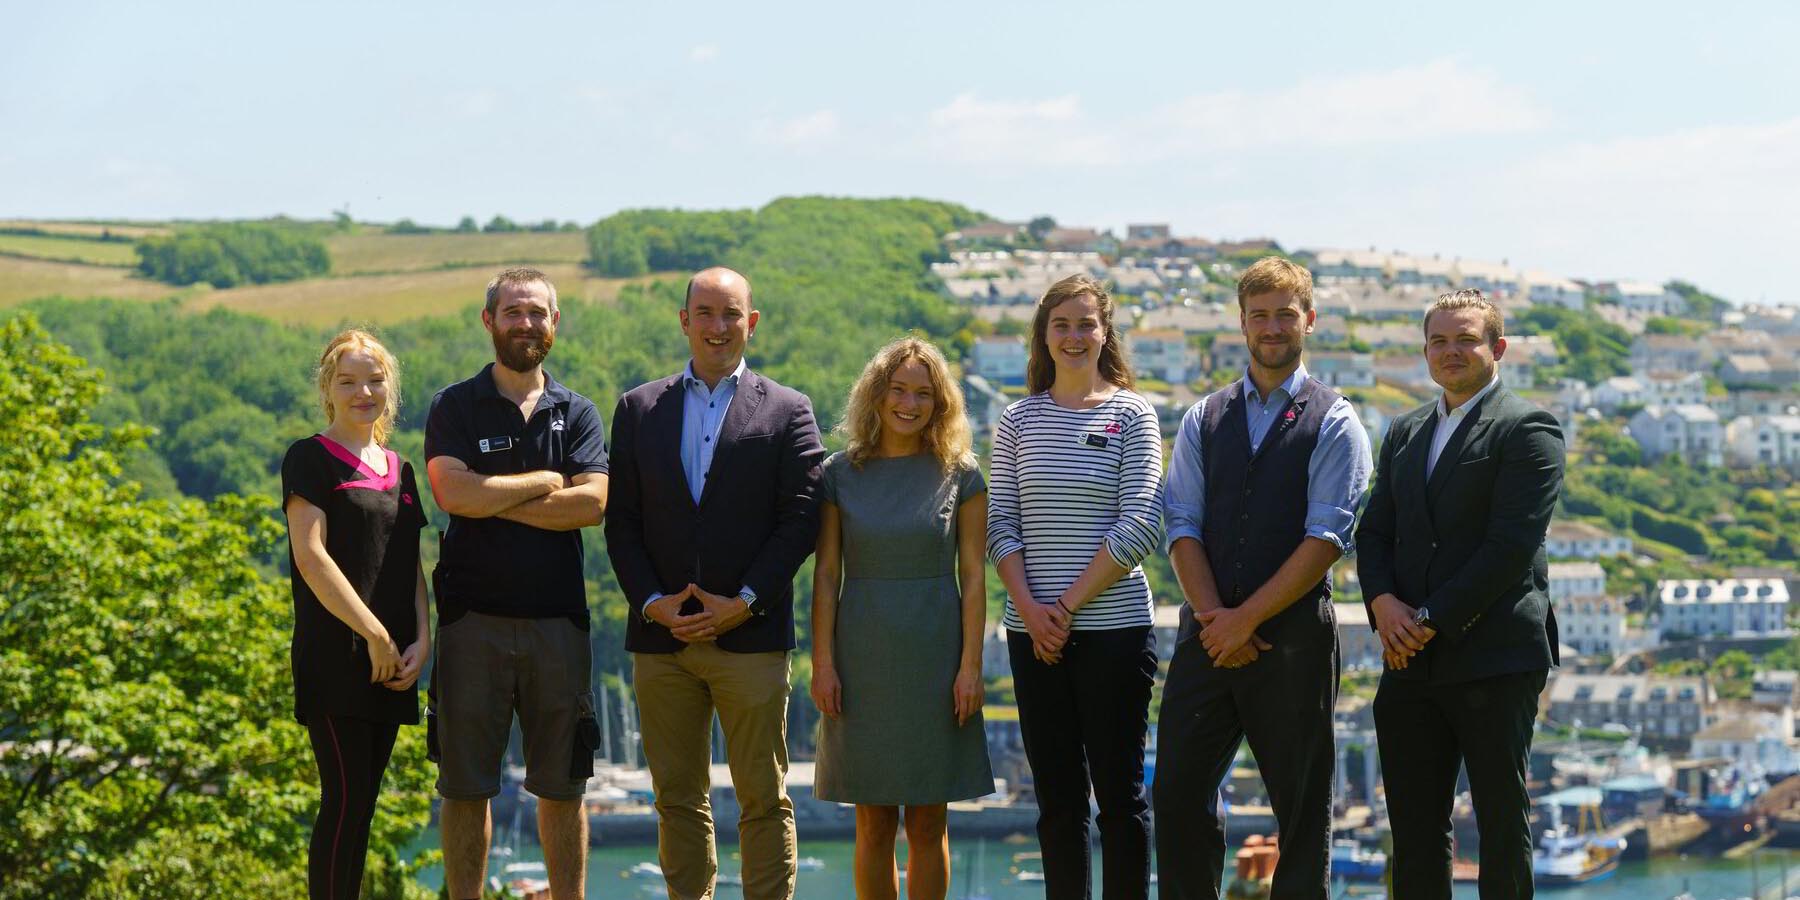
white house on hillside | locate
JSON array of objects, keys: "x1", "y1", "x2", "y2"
[
  {"x1": 1610, "y1": 281, "x2": 1688, "y2": 316},
  {"x1": 1550, "y1": 561, "x2": 1608, "y2": 599},
  {"x1": 1547, "y1": 521, "x2": 1634, "y2": 559},
  {"x1": 1726, "y1": 415, "x2": 1800, "y2": 471},
  {"x1": 1629, "y1": 404, "x2": 1723, "y2": 466},
  {"x1": 1127, "y1": 329, "x2": 1197, "y2": 384},
  {"x1": 1524, "y1": 271, "x2": 1586, "y2": 310},
  {"x1": 970, "y1": 335, "x2": 1027, "y2": 387},
  {"x1": 1659, "y1": 578, "x2": 1792, "y2": 639}
]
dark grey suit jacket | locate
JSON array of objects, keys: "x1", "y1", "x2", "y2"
[
  {"x1": 605, "y1": 368, "x2": 825, "y2": 655},
  {"x1": 1354, "y1": 383, "x2": 1565, "y2": 683}
]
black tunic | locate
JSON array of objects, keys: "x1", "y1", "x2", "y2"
[{"x1": 281, "y1": 435, "x2": 425, "y2": 725}]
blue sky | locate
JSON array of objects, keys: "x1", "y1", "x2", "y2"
[{"x1": 5, "y1": 1, "x2": 1798, "y2": 303}]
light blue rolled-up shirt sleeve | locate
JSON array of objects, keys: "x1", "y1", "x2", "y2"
[
  {"x1": 1306, "y1": 396, "x2": 1374, "y2": 555},
  {"x1": 1162, "y1": 395, "x2": 1209, "y2": 550}
]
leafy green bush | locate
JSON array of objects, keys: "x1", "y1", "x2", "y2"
[{"x1": 0, "y1": 316, "x2": 435, "y2": 899}]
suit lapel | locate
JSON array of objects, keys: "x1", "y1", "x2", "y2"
[
  {"x1": 1425, "y1": 391, "x2": 1499, "y2": 502},
  {"x1": 647, "y1": 375, "x2": 692, "y2": 508},
  {"x1": 697, "y1": 370, "x2": 767, "y2": 508},
  {"x1": 1395, "y1": 411, "x2": 1437, "y2": 532}
]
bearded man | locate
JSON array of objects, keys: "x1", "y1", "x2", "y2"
[
  {"x1": 424, "y1": 266, "x2": 611, "y2": 900},
  {"x1": 1154, "y1": 256, "x2": 1371, "y2": 899}
]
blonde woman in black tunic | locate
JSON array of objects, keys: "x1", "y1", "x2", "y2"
[
  {"x1": 282, "y1": 330, "x2": 429, "y2": 900},
  {"x1": 811, "y1": 338, "x2": 992, "y2": 900}
]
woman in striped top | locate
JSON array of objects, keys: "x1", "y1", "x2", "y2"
[{"x1": 988, "y1": 273, "x2": 1165, "y2": 899}]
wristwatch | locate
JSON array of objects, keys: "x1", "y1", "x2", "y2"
[
  {"x1": 1413, "y1": 606, "x2": 1434, "y2": 629},
  {"x1": 737, "y1": 587, "x2": 758, "y2": 611}
]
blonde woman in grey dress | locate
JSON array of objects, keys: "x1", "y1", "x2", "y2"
[{"x1": 811, "y1": 337, "x2": 993, "y2": 900}]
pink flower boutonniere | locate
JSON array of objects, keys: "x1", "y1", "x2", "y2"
[{"x1": 1282, "y1": 408, "x2": 1298, "y2": 425}]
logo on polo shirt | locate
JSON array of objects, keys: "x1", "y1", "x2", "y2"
[{"x1": 551, "y1": 418, "x2": 565, "y2": 432}]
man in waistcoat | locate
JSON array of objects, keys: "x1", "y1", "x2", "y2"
[
  {"x1": 1357, "y1": 290, "x2": 1564, "y2": 899},
  {"x1": 1154, "y1": 256, "x2": 1373, "y2": 899}
]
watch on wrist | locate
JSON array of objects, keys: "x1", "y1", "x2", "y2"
[
  {"x1": 737, "y1": 587, "x2": 758, "y2": 611},
  {"x1": 1412, "y1": 606, "x2": 1434, "y2": 629}
]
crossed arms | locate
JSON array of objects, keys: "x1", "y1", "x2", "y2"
[{"x1": 426, "y1": 457, "x2": 608, "y2": 531}]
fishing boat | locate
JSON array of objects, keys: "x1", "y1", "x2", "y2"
[
  {"x1": 1532, "y1": 801, "x2": 1625, "y2": 887},
  {"x1": 1329, "y1": 839, "x2": 1387, "y2": 881},
  {"x1": 623, "y1": 861, "x2": 665, "y2": 880}
]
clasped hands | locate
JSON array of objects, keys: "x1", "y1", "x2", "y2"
[
  {"x1": 364, "y1": 632, "x2": 427, "y2": 691},
  {"x1": 1016, "y1": 596, "x2": 1073, "y2": 665},
  {"x1": 1193, "y1": 605, "x2": 1273, "y2": 669},
  {"x1": 646, "y1": 584, "x2": 752, "y2": 643},
  {"x1": 1371, "y1": 592, "x2": 1436, "y2": 670}
]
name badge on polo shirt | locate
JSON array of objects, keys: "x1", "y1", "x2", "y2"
[
  {"x1": 1081, "y1": 433, "x2": 1109, "y2": 449},
  {"x1": 478, "y1": 435, "x2": 514, "y2": 453}
]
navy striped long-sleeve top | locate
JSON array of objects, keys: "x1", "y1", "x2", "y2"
[{"x1": 987, "y1": 390, "x2": 1165, "y2": 632}]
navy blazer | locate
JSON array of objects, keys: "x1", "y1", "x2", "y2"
[
  {"x1": 1355, "y1": 384, "x2": 1565, "y2": 683},
  {"x1": 605, "y1": 368, "x2": 826, "y2": 654}
]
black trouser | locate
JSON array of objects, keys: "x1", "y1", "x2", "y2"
[
  {"x1": 1152, "y1": 609, "x2": 1337, "y2": 900},
  {"x1": 307, "y1": 713, "x2": 400, "y2": 900},
  {"x1": 1009, "y1": 626, "x2": 1157, "y2": 900},
  {"x1": 1374, "y1": 668, "x2": 1547, "y2": 900}
]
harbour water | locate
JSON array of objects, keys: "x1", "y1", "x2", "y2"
[{"x1": 409, "y1": 827, "x2": 1800, "y2": 899}]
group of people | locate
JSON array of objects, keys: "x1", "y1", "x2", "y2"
[{"x1": 284, "y1": 257, "x2": 1564, "y2": 900}]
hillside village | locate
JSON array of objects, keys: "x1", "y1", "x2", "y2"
[
  {"x1": 938, "y1": 218, "x2": 1800, "y2": 840},
  {"x1": 5, "y1": 203, "x2": 1800, "y2": 865}
]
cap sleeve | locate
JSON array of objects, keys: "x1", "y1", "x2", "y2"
[
  {"x1": 281, "y1": 438, "x2": 335, "y2": 513},
  {"x1": 956, "y1": 461, "x2": 986, "y2": 503},
  {"x1": 820, "y1": 451, "x2": 844, "y2": 506}
]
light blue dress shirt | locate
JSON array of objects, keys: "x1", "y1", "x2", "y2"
[
  {"x1": 1164, "y1": 363, "x2": 1373, "y2": 554},
  {"x1": 680, "y1": 358, "x2": 746, "y2": 504},
  {"x1": 642, "y1": 357, "x2": 749, "y2": 618}
]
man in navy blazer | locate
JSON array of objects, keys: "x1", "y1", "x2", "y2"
[
  {"x1": 606, "y1": 266, "x2": 825, "y2": 900},
  {"x1": 1356, "y1": 290, "x2": 1565, "y2": 900}
]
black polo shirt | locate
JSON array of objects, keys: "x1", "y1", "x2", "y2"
[{"x1": 424, "y1": 363, "x2": 609, "y2": 623}]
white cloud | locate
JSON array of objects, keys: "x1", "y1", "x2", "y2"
[
  {"x1": 1163, "y1": 58, "x2": 1548, "y2": 150},
  {"x1": 1479, "y1": 116, "x2": 1800, "y2": 298},
  {"x1": 443, "y1": 88, "x2": 499, "y2": 118},
  {"x1": 923, "y1": 92, "x2": 1126, "y2": 166},
  {"x1": 910, "y1": 60, "x2": 1545, "y2": 168},
  {"x1": 689, "y1": 43, "x2": 718, "y2": 63},
  {"x1": 751, "y1": 109, "x2": 841, "y2": 150}
]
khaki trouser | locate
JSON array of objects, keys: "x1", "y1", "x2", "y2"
[{"x1": 633, "y1": 642, "x2": 795, "y2": 900}]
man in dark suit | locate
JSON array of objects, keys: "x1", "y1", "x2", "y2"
[
  {"x1": 606, "y1": 267, "x2": 825, "y2": 900},
  {"x1": 1355, "y1": 289, "x2": 1565, "y2": 899}
]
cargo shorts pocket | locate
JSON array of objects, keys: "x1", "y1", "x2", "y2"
[{"x1": 570, "y1": 690, "x2": 600, "y2": 781}]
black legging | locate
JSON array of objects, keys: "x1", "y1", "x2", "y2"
[{"x1": 307, "y1": 714, "x2": 400, "y2": 900}]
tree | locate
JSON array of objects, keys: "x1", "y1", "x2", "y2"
[
  {"x1": 0, "y1": 316, "x2": 434, "y2": 899},
  {"x1": 1026, "y1": 215, "x2": 1057, "y2": 242},
  {"x1": 135, "y1": 224, "x2": 330, "y2": 288},
  {"x1": 454, "y1": 216, "x2": 478, "y2": 234},
  {"x1": 482, "y1": 215, "x2": 520, "y2": 233}
]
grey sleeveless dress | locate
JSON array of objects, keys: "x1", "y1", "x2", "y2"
[{"x1": 812, "y1": 452, "x2": 996, "y2": 805}]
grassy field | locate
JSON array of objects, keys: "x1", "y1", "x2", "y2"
[
  {"x1": 0, "y1": 252, "x2": 664, "y2": 325},
  {"x1": 0, "y1": 256, "x2": 188, "y2": 307},
  {"x1": 0, "y1": 220, "x2": 171, "y2": 240},
  {"x1": 0, "y1": 232, "x2": 140, "y2": 266},
  {"x1": 323, "y1": 231, "x2": 588, "y2": 275},
  {"x1": 184, "y1": 264, "x2": 662, "y2": 326}
]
